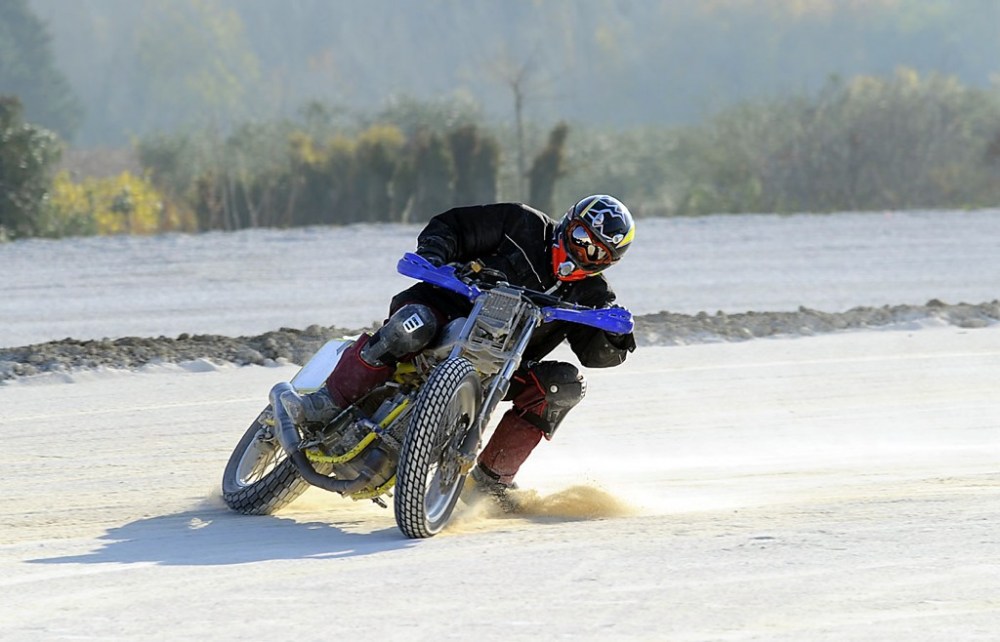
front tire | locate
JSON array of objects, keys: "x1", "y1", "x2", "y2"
[
  {"x1": 394, "y1": 358, "x2": 481, "y2": 538},
  {"x1": 221, "y1": 407, "x2": 311, "y2": 515}
]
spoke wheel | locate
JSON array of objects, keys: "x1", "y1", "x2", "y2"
[{"x1": 394, "y1": 358, "x2": 481, "y2": 538}]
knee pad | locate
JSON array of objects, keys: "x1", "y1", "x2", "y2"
[
  {"x1": 361, "y1": 303, "x2": 438, "y2": 366},
  {"x1": 511, "y1": 361, "x2": 586, "y2": 437}
]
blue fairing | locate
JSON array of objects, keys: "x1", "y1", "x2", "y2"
[
  {"x1": 396, "y1": 253, "x2": 633, "y2": 335},
  {"x1": 397, "y1": 253, "x2": 482, "y2": 300},
  {"x1": 541, "y1": 306, "x2": 634, "y2": 334}
]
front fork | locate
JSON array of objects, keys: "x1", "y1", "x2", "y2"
[{"x1": 453, "y1": 308, "x2": 542, "y2": 472}]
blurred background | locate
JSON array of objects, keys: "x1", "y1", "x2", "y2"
[{"x1": 3, "y1": 0, "x2": 1000, "y2": 239}]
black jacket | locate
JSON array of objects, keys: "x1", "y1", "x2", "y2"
[{"x1": 401, "y1": 202, "x2": 635, "y2": 368}]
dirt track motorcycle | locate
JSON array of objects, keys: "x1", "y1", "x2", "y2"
[{"x1": 221, "y1": 252, "x2": 633, "y2": 538}]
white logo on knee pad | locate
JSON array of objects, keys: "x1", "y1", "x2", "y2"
[{"x1": 402, "y1": 313, "x2": 425, "y2": 333}]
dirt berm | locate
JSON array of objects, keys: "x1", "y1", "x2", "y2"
[{"x1": 1, "y1": 300, "x2": 997, "y2": 383}]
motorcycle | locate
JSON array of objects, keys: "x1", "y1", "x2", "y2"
[{"x1": 221, "y1": 252, "x2": 634, "y2": 538}]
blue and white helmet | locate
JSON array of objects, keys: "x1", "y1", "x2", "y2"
[{"x1": 553, "y1": 195, "x2": 635, "y2": 279}]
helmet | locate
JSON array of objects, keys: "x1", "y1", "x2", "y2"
[{"x1": 552, "y1": 195, "x2": 635, "y2": 281}]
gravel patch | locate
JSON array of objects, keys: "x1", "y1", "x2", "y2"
[{"x1": 2, "y1": 300, "x2": 997, "y2": 383}]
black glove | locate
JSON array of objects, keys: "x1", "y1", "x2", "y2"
[
  {"x1": 606, "y1": 331, "x2": 637, "y2": 352},
  {"x1": 416, "y1": 242, "x2": 447, "y2": 267},
  {"x1": 604, "y1": 305, "x2": 636, "y2": 352}
]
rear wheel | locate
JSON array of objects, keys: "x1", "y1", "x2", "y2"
[
  {"x1": 221, "y1": 407, "x2": 311, "y2": 514},
  {"x1": 394, "y1": 358, "x2": 481, "y2": 538}
]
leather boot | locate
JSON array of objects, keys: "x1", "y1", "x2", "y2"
[
  {"x1": 466, "y1": 463, "x2": 521, "y2": 513},
  {"x1": 324, "y1": 333, "x2": 394, "y2": 408}
]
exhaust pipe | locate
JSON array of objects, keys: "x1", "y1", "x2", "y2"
[{"x1": 269, "y1": 382, "x2": 374, "y2": 496}]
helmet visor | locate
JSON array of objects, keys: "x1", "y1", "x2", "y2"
[{"x1": 567, "y1": 221, "x2": 614, "y2": 268}]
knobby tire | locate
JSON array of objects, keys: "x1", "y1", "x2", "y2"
[{"x1": 394, "y1": 357, "x2": 481, "y2": 538}]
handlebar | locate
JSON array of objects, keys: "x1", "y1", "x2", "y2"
[{"x1": 396, "y1": 253, "x2": 634, "y2": 335}]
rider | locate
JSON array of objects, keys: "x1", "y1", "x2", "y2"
[{"x1": 282, "y1": 194, "x2": 637, "y2": 509}]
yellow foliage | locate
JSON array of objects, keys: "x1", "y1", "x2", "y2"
[
  {"x1": 289, "y1": 131, "x2": 365, "y2": 168},
  {"x1": 324, "y1": 134, "x2": 357, "y2": 158},
  {"x1": 288, "y1": 131, "x2": 324, "y2": 166},
  {"x1": 289, "y1": 130, "x2": 369, "y2": 173},
  {"x1": 49, "y1": 171, "x2": 193, "y2": 235},
  {"x1": 357, "y1": 123, "x2": 405, "y2": 149}
]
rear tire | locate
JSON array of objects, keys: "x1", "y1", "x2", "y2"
[
  {"x1": 221, "y1": 407, "x2": 311, "y2": 515},
  {"x1": 394, "y1": 358, "x2": 481, "y2": 538}
]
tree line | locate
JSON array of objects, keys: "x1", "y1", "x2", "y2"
[
  {"x1": 21, "y1": 0, "x2": 1000, "y2": 147},
  {"x1": 2, "y1": 69, "x2": 1000, "y2": 240}
]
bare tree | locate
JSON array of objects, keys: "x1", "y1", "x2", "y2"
[{"x1": 485, "y1": 47, "x2": 553, "y2": 200}]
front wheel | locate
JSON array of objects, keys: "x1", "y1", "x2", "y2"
[{"x1": 394, "y1": 358, "x2": 481, "y2": 538}]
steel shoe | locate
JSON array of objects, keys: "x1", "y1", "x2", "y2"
[{"x1": 280, "y1": 387, "x2": 339, "y2": 428}]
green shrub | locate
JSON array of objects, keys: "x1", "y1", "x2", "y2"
[
  {"x1": 0, "y1": 96, "x2": 62, "y2": 239},
  {"x1": 448, "y1": 124, "x2": 500, "y2": 206},
  {"x1": 674, "y1": 69, "x2": 1000, "y2": 214}
]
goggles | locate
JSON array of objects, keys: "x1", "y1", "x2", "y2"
[{"x1": 566, "y1": 220, "x2": 614, "y2": 268}]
